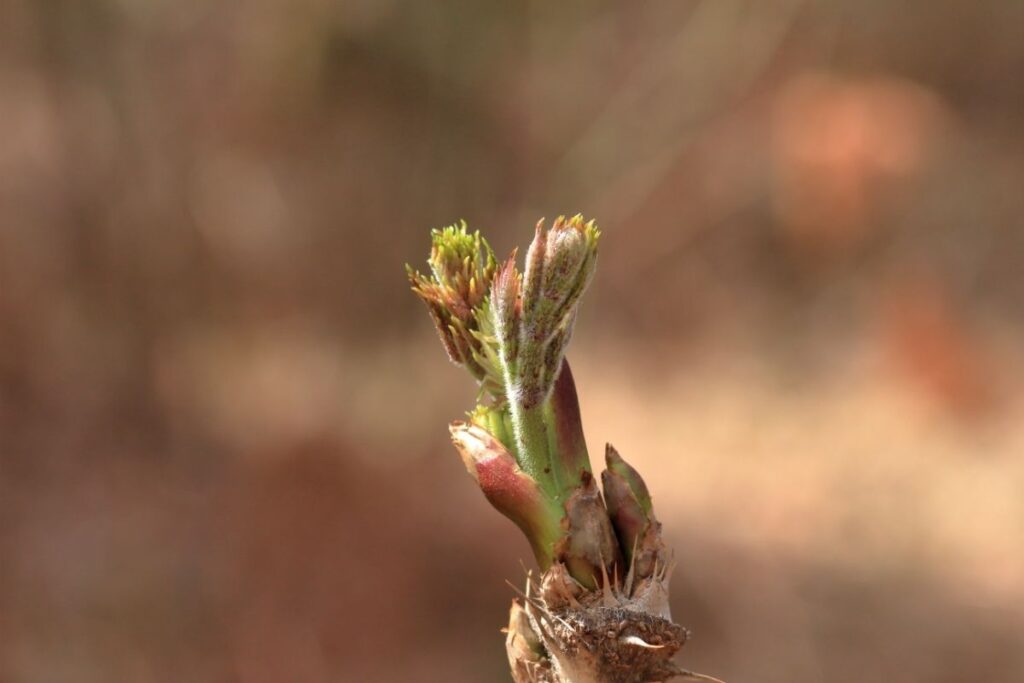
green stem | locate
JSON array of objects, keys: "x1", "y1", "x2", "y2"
[
  {"x1": 508, "y1": 365, "x2": 592, "y2": 507},
  {"x1": 509, "y1": 400, "x2": 560, "y2": 501}
]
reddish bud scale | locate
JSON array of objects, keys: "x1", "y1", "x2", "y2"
[
  {"x1": 601, "y1": 444, "x2": 664, "y2": 580},
  {"x1": 491, "y1": 253, "x2": 521, "y2": 371},
  {"x1": 543, "y1": 360, "x2": 591, "y2": 486},
  {"x1": 555, "y1": 471, "x2": 623, "y2": 590},
  {"x1": 605, "y1": 443, "x2": 653, "y2": 514},
  {"x1": 450, "y1": 422, "x2": 562, "y2": 567}
]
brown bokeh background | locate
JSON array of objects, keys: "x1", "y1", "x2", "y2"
[{"x1": 2, "y1": 2, "x2": 1024, "y2": 682}]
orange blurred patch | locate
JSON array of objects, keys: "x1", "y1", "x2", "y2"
[
  {"x1": 880, "y1": 273, "x2": 996, "y2": 418},
  {"x1": 771, "y1": 73, "x2": 951, "y2": 257}
]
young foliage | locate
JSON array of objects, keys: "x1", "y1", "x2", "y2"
[{"x1": 409, "y1": 217, "x2": 722, "y2": 683}]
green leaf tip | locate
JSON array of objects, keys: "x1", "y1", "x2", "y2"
[
  {"x1": 408, "y1": 220, "x2": 503, "y2": 397},
  {"x1": 425, "y1": 221, "x2": 497, "y2": 296}
]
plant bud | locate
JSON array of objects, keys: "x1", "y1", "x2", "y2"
[
  {"x1": 450, "y1": 421, "x2": 563, "y2": 567},
  {"x1": 604, "y1": 442, "x2": 652, "y2": 514},
  {"x1": 602, "y1": 444, "x2": 664, "y2": 582},
  {"x1": 555, "y1": 471, "x2": 622, "y2": 589},
  {"x1": 542, "y1": 216, "x2": 589, "y2": 307},
  {"x1": 408, "y1": 222, "x2": 501, "y2": 391},
  {"x1": 517, "y1": 216, "x2": 600, "y2": 408}
]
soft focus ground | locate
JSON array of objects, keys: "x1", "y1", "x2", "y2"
[{"x1": 2, "y1": 2, "x2": 1024, "y2": 682}]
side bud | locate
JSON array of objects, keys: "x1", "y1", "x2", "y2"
[
  {"x1": 601, "y1": 444, "x2": 666, "y2": 583},
  {"x1": 450, "y1": 421, "x2": 563, "y2": 568},
  {"x1": 555, "y1": 471, "x2": 623, "y2": 590}
]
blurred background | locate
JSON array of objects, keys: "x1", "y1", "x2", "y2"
[{"x1": 2, "y1": 1, "x2": 1024, "y2": 681}]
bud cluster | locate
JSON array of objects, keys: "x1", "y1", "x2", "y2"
[
  {"x1": 409, "y1": 216, "x2": 714, "y2": 683},
  {"x1": 410, "y1": 216, "x2": 663, "y2": 583}
]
